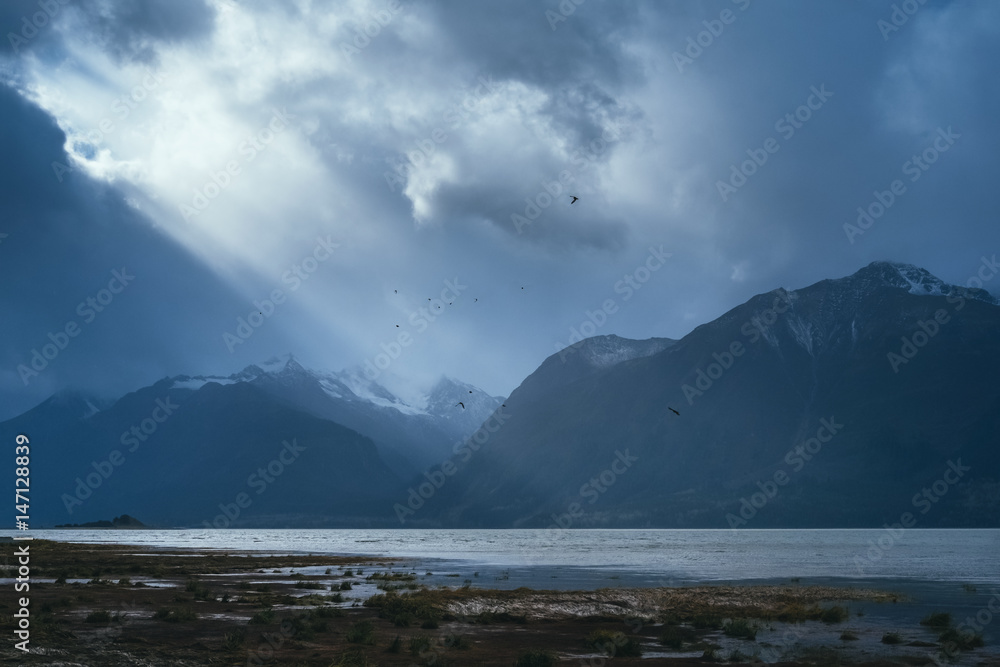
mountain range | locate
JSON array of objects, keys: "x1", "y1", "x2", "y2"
[
  {"x1": 5, "y1": 358, "x2": 502, "y2": 527},
  {"x1": 420, "y1": 261, "x2": 1000, "y2": 528},
  {"x1": 5, "y1": 261, "x2": 998, "y2": 528}
]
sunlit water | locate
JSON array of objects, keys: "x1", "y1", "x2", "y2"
[{"x1": 11, "y1": 528, "x2": 999, "y2": 587}]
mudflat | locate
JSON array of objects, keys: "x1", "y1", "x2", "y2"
[{"x1": 1, "y1": 539, "x2": 993, "y2": 666}]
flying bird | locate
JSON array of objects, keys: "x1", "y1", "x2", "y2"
[
  {"x1": 570, "y1": 196, "x2": 579, "y2": 204},
  {"x1": 395, "y1": 325, "x2": 399, "y2": 327},
  {"x1": 468, "y1": 390, "x2": 473, "y2": 394},
  {"x1": 456, "y1": 402, "x2": 465, "y2": 409},
  {"x1": 668, "y1": 407, "x2": 680, "y2": 416},
  {"x1": 394, "y1": 290, "x2": 397, "y2": 294}
]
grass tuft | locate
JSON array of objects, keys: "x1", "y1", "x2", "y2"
[
  {"x1": 920, "y1": 612, "x2": 952, "y2": 629},
  {"x1": 84, "y1": 610, "x2": 111, "y2": 623},
  {"x1": 223, "y1": 629, "x2": 245, "y2": 650},
  {"x1": 514, "y1": 650, "x2": 557, "y2": 666},
  {"x1": 660, "y1": 625, "x2": 696, "y2": 649},
  {"x1": 722, "y1": 618, "x2": 759, "y2": 640},
  {"x1": 939, "y1": 627, "x2": 984, "y2": 651},
  {"x1": 586, "y1": 629, "x2": 642, "y2": 657},
  {"x1": 345, "y1": 619, "x2": 376, "y2": 645}
]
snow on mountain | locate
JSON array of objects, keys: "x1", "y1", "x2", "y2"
[
  {"x1": 745, "y1": 261, "x2": 999, "y2": 356},
  {"x1": 257, "y1": 355, "x2": 296, "y2": 373},
  {"x1": 837, "y1": 261, "x2": 997, "y2": 305},
  {"x1": 578, "y1": 334, "x2": 675, "y2": 368},
  {"x1": 785, "y1": 315, "x2": 815, "y2": 356},
  {"x1": 332, "y1": 366, "x2": 428, "y2": 416},
  {"x1": 892, "y1": 263, "x2": 950, "y2": 296},
  {"x1": 168, "y1": 353, "x2": 498, "y2": 421},
  {"x1": 425, "y1": 376, "x2": 504, "y2": 424},
  {"x1": 171, "y1": 377, "x2": 237, "y2": 390}
]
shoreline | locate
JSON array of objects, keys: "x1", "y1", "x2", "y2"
[{"x1": 2, "y1": 539, "x2": 996, "y2": 666}]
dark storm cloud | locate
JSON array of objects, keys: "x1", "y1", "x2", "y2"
[
  {"x1": 71, "y1": 0, "x2": 217, "y2": 63},
  {"x1": 0, "y1": 83, "x2": 282, "y2": 420},
  {"x1": 0, "y1": 0, "x2": 71, "y2": 56},
  {"x1": 419, "y1": 0, "x2": 643, "y2": 89},
  {"x1": 528, "y1": 0, "x2": 1000, "y2": 321},
  {"x1": 1, "y1": 0, "x2": 998, "y2": 417},
  {"x1": 321, "y1": 0, "x2": 652, "y2": 251},
  {"x1": 2, "y1": 0, "x2": 216, "y2": 61}
]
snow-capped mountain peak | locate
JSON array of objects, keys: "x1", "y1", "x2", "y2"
[
  {"x1": 161, "y1": 355, "x2": 504, "y2": 477},
  {"x1": 333, "y1": 366, "x2": 428, "y2": 416},
  {"x1": 167, "y1": 356, "x2": 503, "y2": 424},
  {"x1": 889, "y1": 262, "x2": 949, "y2": 296},
  {"x1": 853, "y1": 261, "x2": 997, "y2": 304}
]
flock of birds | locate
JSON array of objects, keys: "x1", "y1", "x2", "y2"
[{"x1": 389, "y1": 194, "x2": 680, "y2": 419}]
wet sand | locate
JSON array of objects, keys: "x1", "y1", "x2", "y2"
[{"x1": 2, "y1": 539, "x2": 997, "y2": 666}]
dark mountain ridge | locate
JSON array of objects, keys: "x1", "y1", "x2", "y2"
[{"x1": 417, "y1": 261, "x2": 1000, "y2": 528}]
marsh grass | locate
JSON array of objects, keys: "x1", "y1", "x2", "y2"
[
  {"x1": 722, "y1": 618, "x2": 759, "y2": 640},
  {"x1": 660, "y1": 625, "x2": 696, "y2": 648},
  {"x1": 345, "y1": 619, "x2": 376, "y2": 645},
  {"x1": 585, "y1": 629, "x2": 642, "y2": 657},
  {"x1": 920, "y1": 612, "x2": 952, "y2": 629},
  {"x1": 514, "y1": 650, "x2": 557, "y2": 666},
  {"x1": 939, "y1": 627, "x2": 984, "y2": 650}
]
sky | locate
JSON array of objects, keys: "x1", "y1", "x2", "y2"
[{"x1": 1, "y1": 0, "x2": 998, "y2": 420}]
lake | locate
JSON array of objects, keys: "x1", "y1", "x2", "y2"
[{"x1": 18, "y1": 527, "x2": 999, "y2": 589}]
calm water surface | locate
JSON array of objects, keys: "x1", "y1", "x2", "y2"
[{"x1": 15, "y1": 528, "x2": 999, "y2": 587}]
